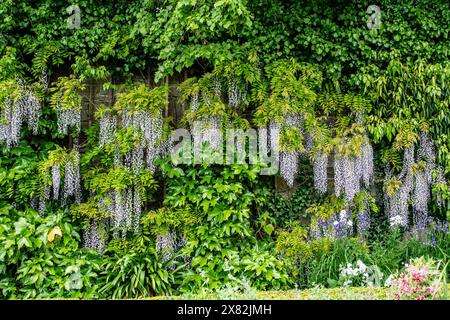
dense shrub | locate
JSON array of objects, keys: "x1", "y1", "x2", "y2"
[
  {"x1": 162, "y1": 159, "x2": 290, "y2": 293},
  {"x1": 0, "y1": 205, "x2": 102, "y2": 298}
]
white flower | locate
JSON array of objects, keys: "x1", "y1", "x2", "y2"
[
  {"x1": 347, "y1": 220, "x2": 353, "y2": 228},
  {"x1": 356, "y1": 260, "x2": 367, "y2": 272},
  {"x1": 384, "y1": 275, "x2": 394, "y2": 287},
  {"x1": 340, "y1": 209, "x2": 347, "y2": 219},
  {"x1": 333, "y1": 221, "x2": 339, "y2": 226},
  {"x1": 389, "y1": 215, "x2": 404, "y2": 227}
]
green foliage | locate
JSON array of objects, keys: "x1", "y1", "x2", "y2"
[
  {"x1": 98, "y1": 235, "x2": 175, "y2": 299},
  {"x1": 38, "y1": 147, "x2": 79, "y2": 189},
  {"x1": 1, "y1": 0, "x2": 449, "y2": 84},
  {"x1": 261, "y1": 185, "x2": 322, "y2": 228},
  {"x1": 1, "y1": 0, "x2": 450, "y2": 299},
  {"x1": 365, "y1": 59, "x2": 450, "y2": 174},
  {"x1": 0, "y1": 205, "x2": 102, "y2": 299},
  {"x1": 49, "y1": 76, "x2": 85, "y2": 111},
  {"x1": 275, "y1": 223, "x2": 371, "y2": 289},
  {"x1": 254, "y1": 59, "x2": 320, "y2": 126},
  {"x1": 180, "y1": 244, "x2": 290, "y2": 293},
  {"x1": 0, "y1": 141, "x2": 55, "y2": 208},
  {"x1": 12, "y1": 249, "x2": 101, "y2": 299},
  {"x1": 162, "y1": 160, "x2": 290, "y2": 292},
  {"x1": 114, "y1": 83, "x2": 168, "y2": 115},
  {"x1": 141, "y1": 207, "x2": 198, "y2": 237},
  {"x1": 306, "y1": 239, "x2": 372, "y2": 288}
]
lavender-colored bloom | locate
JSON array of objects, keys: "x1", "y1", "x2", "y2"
[
  {"x1": 409, "y1": 215, "x2": 448, "y2": 247},
  {"x1": 312, "y1": 210, "x2": 354, "y2": 240},
  {"x1": 356, "y1": 210, "x2": 371, "y2": 240}
]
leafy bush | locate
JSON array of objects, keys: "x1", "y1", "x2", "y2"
[
  {"x1": 262, "y1": 184, "x2": 322, "y2": 229},
  {"x1": 162, "y1": 160, "x2": 290, "y2": 293},
  {"x1": 275, "y1": 220, "x2": 372, "y2": 289},
  {"x1": 98, "y1": 236, "x2": 175, "y2": 299},
  {"x1": 0, "y1": 141, "x2": 56, "y2": 208},
  {"x1": 368, "y1": 225, "x2": 450, "y2": 277},
  {"x1": 0, "y1": 205, "x2": 102, "y2": 298}
]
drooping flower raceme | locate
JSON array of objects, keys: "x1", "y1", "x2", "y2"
[
  {"x1": 57, "y1": 108, "x2": 81, "y2": 135},
  {"x1": 63, "y1": 151, "x2": 81, "y2": 203},
  {"x1": 313, "y1": 151, "x2": 328, "y2": 194},
  {"x1": 332, "y1": 138, "x2": 374, "y2": 203},
  {"x1": 280, "y1": 151, "x2": 299, "y2": 187},
  {"x1": 51, "y1": 164, "x2": 61, "y2": 200},
  {"x1": 83, "y1": 220, "x2": 106, "y2": 254},
  {"x1": 0, "y1": 80, "x2": 42, "y2": 148},
  {"x1": 99, "y1": 113, "x2": 117, "y2": 148},
  {"x1": 385, "y1": 133, "x2": 445, "y2": 230},
  {"x1": 156, "y1": 230, "x2": 178, "y2": 270}
]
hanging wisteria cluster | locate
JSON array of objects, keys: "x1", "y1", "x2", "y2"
[
  {"x1": 156, "y1": 230, "x2": 178, "y2": 269},
  {"x1": 313, "y1": 151, "x2": 328, "y2": 194},
  {"x1": 101, "y1": 148, "x2": 152, "y2": 237},
  {"x1": 51, "y1": 164, "x2": 60, "y2": 200},
  {"x1": 280, "y1": 151, "x2": 299, "y2": 187},
  {"x1": 192, "y1": 115, "x2": 222, "y2": 162},
  {"x1": 228, "y1": 79, "x2": 246, "y2": 109},
  {"x1": 0, "y1": 80, "x2": 42, "y2": 148},
  {"x1": 188, "y1": 79, "x2": 226, "y2": 162},
  {"x1": 108, "y1": 187, "x2": 142, "y2": 239},
  {"x1": 203, "y1": 116, "x2": 222, "y2": 154},
  {"x1": 332, "y1": 139, "x2": 374, "y2": 203},
  {"x1": 83, "y1": 220, "x2": 106, "y2": 253},
  {"x1": 385, "y1": 132, "x2": 443, "y2": 229},
  {"x1": 256, "y1": 113, "x2": 306, "y2": 187},
  {"x1": 279, "y1": 114, "x2": 302, "y2": 187},
  {"x1": 93, "y1": 85, "x2": 169, "y2": 238},
  {"x1": 62, "y1": 151, "x2": 81, "y2": 204},
  {"x1": 50, "y1": 76, "x2": 85, "y2": 136},
  {"x1": 184, "y1": 75, "x2": 253, "y2": 165},
  {"x1": 385, "y1": 147, "x2": 414, "y2": 228},
  {"x1": 108, "y1": 113, "x2": 162, "y2": 236},
  {"x1": 40, "y1": 68, "x2": 49, "y2": 90},
  {"x1": 57, "y1": 108, "x2": 81, "y2": 135},
  {"x1": 99, "y1": 112, "x2": 117, "y2": 148},
  {"x1": 120, "y1": 108, "x2": 164, "y2": 170},
  {"x1": 155, "y1": 230, "x2": 188, "y2": 270},
  {"x1": 39, "y1": 150, "x2": 81, "y2": 215}
]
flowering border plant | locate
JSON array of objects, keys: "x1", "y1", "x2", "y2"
[{"x1": 385, "y1": 257, "x2": 447, "y2": 300}]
